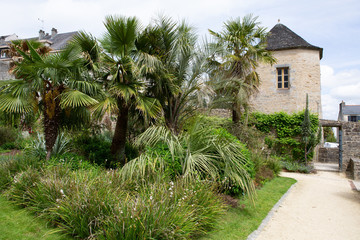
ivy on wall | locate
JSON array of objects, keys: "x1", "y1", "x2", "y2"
[{"x1": 250, "y1": 111, "x2": 319, "y2": 162}]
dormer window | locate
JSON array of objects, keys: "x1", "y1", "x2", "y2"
[{"x1": 277, "y1": 67, "x2": 289, "y2": 89}]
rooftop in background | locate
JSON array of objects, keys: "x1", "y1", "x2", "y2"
[
  {"x1": 266, "y1": 23, "x2": 323, "y2": 59},
  {"x1": 342, "y1": 104, "x2": 360, "y2": 115},
  {"x1": 0, "y1": 28, "x2": 78, "y2": 52}
]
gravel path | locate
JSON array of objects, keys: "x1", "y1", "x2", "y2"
[{"x1": 254, "y1": 171, "x2": 360, "y2": 240}]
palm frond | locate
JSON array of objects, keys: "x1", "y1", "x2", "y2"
[
  {"x1": 0, "y1": 94, "x2": 34, "y2": 113},
  {"x1": 59, "y1": 89, "x2": 98, "y2": 108}
]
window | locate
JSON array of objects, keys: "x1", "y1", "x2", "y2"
[
  {"x1": 348, "y1": 116, "x2": 359, "y2": 122},
  {"x1": 277, "y1": 68, "x2": 289, "y2": 89}
]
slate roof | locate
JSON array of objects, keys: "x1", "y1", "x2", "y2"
[
  {"x1": 343, "y1": 105, "x2": 360, "y2": 115},
  {"x1": 266, "y1": 23, "x2": 323, "y2": 59},
  {"x1": 39, "y1": 31, "x2": 78, "y2": 51},
  {"x1": 0, "y1": 31, "x2": 78, "y2": 51}
]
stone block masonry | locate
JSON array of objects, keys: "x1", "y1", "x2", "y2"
[
  {"x1": 342, "y1": 122, "x2": 360, "y2": 170},
  {"x1": 250, "y1": 49, "x2": 322, "y2": 117},
  {"x1": 318, "y1": 147, "x2": 339, "y2": 163}
]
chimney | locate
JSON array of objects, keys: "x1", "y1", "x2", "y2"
[
  {"x1": 39, "y1": 30, "x2": 45, "y2": 40},
  {"x1": 51, "y1": 28, "x2": 57, "y2": 38}
]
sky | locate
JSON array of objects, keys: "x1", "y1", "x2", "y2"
[{"x1": 2, "y1": 0, "x2": 360, "y2": 120}]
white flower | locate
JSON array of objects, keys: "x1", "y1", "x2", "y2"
[
  {"x1": 150, "y1": 196, "x2": 153, "y2": 200},
  {"x1": 60, "y1": 189, "x2": 64, "y2": 195}
]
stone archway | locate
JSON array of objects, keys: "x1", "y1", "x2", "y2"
[
  {"x1": 318, "y1": 119, "x2": 342, "y2": 169},
  {"x1": 318, "y1": 120, "x2": 360, "y2": 171}
]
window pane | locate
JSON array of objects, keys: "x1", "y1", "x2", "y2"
[
  {"x1": 284, "y1": 68, "x2": 288, "y2": 74},
  {"x1": 284, "y1": 82, "x2": 288, "y2": 88},
  {"x1": 278, "y1": 76, "x2": 282, "y2": 82},
  {"x1": 278, "y1": 69, "x2": 282, "y2": 75},
  {"x1": 278, "y1": 83, "x2": 282, "y2": 88},
  {"x1": 284, "y1": 76, "x2": 288, "y2": 81}
]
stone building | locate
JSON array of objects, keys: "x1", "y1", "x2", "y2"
[
  {"x1": 0, "y1": 28, "x2": 78, "y2": 80},
  {"x1": 338, "y1": 101, "x2": 360, "y2": 122},
  {"x1": 251, "y1": 23, "x2": 323, "y2": 117}
]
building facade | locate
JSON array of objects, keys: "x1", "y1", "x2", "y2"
[
  {"x1": 338, "y1": 101, "x2": 360, "y2": 122},
  {"x1": 0, "y1": 28, "x2": 78, "y2": 80},
  {"x1": 251, "y1": 23, "x2": 323, "y2": 117}
]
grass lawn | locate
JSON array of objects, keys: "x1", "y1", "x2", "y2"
[
  {"x1": 203, "y1": 176, "x2": 297, "y2": 240},
  {"x1": 0, "y1": 195, "x2": 71, "y2": 240}
]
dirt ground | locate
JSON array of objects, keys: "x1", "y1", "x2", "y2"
[{"x1": 254, "y1": 171, "x2": 360, "y2": 240}]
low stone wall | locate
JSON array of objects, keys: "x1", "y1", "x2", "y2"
[
  {"x1": 346, "y1": 158, "x2": 360, "y2": 181},
  {"x1": 318, "y1": 147, "x2": 339, "y2": 163}
]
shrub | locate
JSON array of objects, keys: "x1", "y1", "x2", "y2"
[
  {"x1": 72, "y1": 133, "x2": 113, "y2": 167},
  {"x1": 0, "y1": 126, "x2": 17, "y2": 146},
  {"x1": 281, "y1": 161, "x2": 313, "y2": 173}
]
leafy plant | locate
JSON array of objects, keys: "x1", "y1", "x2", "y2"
[{"x1": 122, "y1": 122, "x2": 255, "y2": 200}]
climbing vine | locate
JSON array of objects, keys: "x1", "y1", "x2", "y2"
[{"x1": 250, "y1": 111, "x2": 319, "y2": 162}]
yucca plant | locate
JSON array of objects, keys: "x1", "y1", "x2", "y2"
[{"x1": 121, "y1": 122, "x2": 256, "y2": 200}]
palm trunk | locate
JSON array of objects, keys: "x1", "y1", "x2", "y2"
[
  {"x1": 111, "y1": 98, "x2": 129, "y2": 166},
  {"x1": 43, "y1": 90, "x2": 61, "y2": 160},
  {"x1": 232, "y1": 108, "x2": 241, "y2": 124}
]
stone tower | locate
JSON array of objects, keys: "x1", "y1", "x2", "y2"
[{"x1": 251, "y1": 23, "x2": 323, "y2": 117}]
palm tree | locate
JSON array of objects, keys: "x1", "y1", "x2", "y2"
[
  {"x1": 209, "y1": 14, "x2": 276, "y2": 123},
  {"x1": 73, "y1": 16, "x2": 161, "y2": 165},
  {"x1": 0, "y1": 41, "x2": 98, "y2": 159},
  {"x1": 137, "y1": 16, "x2": 212, "y2": 134}
]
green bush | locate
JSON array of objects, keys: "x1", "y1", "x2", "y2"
[
  {"x1": 72, "y1": 133, "x2": 113, "y2": 166},
  {"x1": 281, "y1": 161, "x2": 313, "y2": 173},
  {"x1": 0, "y1": 126, "x2": 18, "y2": 147}
]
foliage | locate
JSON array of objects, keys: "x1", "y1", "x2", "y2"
[
  {"x1": 0, "y1": 125, "x2": 18, "y2": 147},
  {"x1": 138, "y1": 16, "x2": 213, "y2": 134},
  {"x1": 281, "y1": 161, "x2": 314, "y2": 173},
  {"x1": 122, "y1": 122, "x2": 256, "y2": 200},
  {"x1": 72, "y1": 133, "x2": 113, "y2": 167},
  {"x1": 25, "y1": 133, "x2": 70, "y2": 160},
  {"x1": 73, "y1": 16, "x2": 161, "y2": 164},
  {"x1": 323, "y1": 127, "x2": 337, "y2": 142},
  {"x1": 0, "y1": 39, "x2": 98, "y2": 159},
  {"x1": 0, "y1": 154, "x2": 43, "y2": 192},
  {"x1": 250, "y1": 151, "x2": 282, "y2": 186},
  {"x1": 2, "y1": 161, "x2": 225, "y2": 239},
  {"x1": 208, "y1": 14, "x2": 276, "y2": 123},
  {"x1": 251, "y1": 111, "x2": 319, "y2": 162},
  {"x1": 302, "y1": 94, "x2": 320, "y2": 163}
]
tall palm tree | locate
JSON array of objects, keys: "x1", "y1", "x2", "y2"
[
  {"x1": 209, "y1": 14, "x2": 276, "y2": 123},
  {"x1": 0, "y1": 41, "x2": 98, "y2": 159},
  {"x1": 73, "y1": 16, "x2": 161, "y2": 165},
  {"x1": 137, "y1": 16, "x2": 212, "y2": 134}
]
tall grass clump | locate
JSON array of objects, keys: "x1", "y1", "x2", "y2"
[{"x1": 4, "y1": 162, "x2": 225, "y2": 239}]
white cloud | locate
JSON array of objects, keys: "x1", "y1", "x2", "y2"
[{"x1": 321, "y1": 65, "x2": 360, "y2": 120}]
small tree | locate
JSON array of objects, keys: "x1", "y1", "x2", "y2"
[{"x1": 302, "y1": 94, "x2": 320, "y2": 163}]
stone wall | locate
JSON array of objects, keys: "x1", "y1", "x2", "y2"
[
  {"x1": 342, "y1": 122, "x2": 360, "y2": 170},
  {"x1": 318, "y1": 147, "x2": 339, "y2": 163},
  {"x1": 250, "y1": 49, "x2": 322, "y2": 117},
  {"x1": 346, "y1": 158, "x2": 360, "y2": 180},
  {"x1": 0, "y1": 60, "x2": 12, "y2": 80}
]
